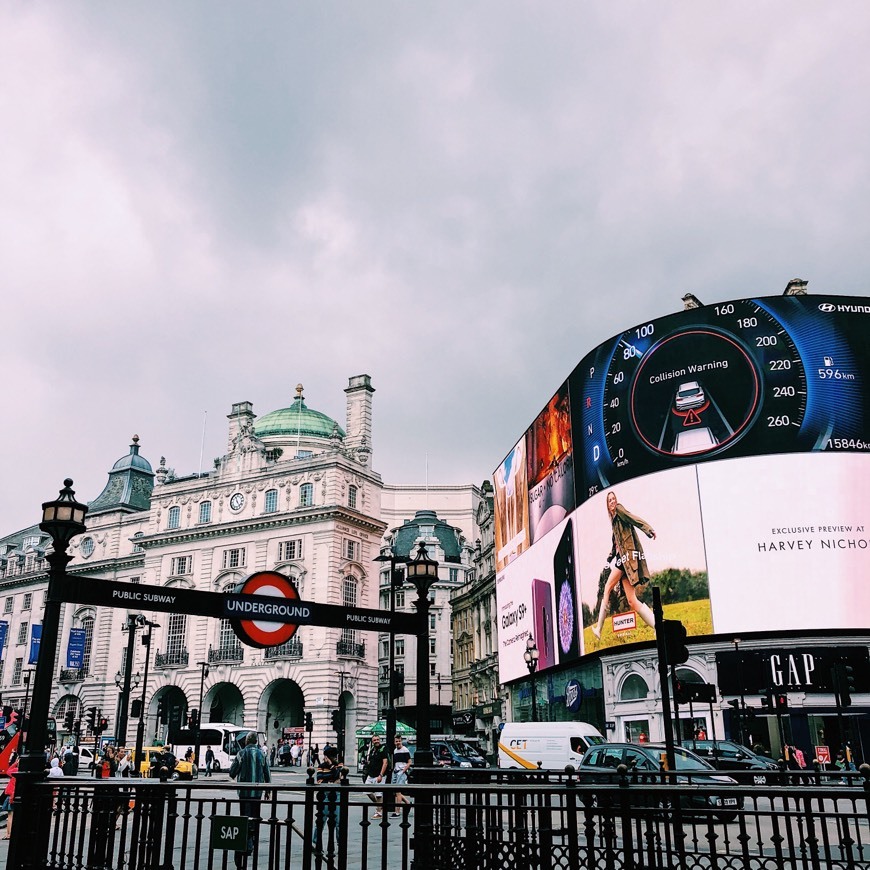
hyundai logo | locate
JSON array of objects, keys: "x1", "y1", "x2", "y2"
[{"x1": 818, "y1": 303, "x2": 835, "y2": 312}]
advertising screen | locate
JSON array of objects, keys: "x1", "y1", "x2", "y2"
[{"x1": 494, "y1": 294, "x2": 870, "y2": 683}]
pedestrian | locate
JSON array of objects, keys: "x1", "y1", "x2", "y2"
[
  {"x1": 313, "y1": 745, "x2": 347, "y2": 847},
  {"x1": 290, "y1": 742, "x2": 300, "y2": 767},
  {"x1": 391, "y1": 735, "x2": 413, "y2": 815},
  {"x1": 3, "y1": 758, "x2": 18, "y2": 838},
  {"x1": 205, "y1": 746, "x2": 215, "y2": 777},
  {"x1": 269, "y1": 744, "x2": 276, "y2": 767},
  {"x1": 312, "y1": 743, "x2": 320, "y2": 765},
  {"x1": 229, "y1": 732, "x2": 271, "y2": 869},
  {"x1": 363, "y1": 737, "x2": 389, "y2": 817},
  {"x1": 117, "y1": 750, "x2": 131, "y2": 777},
  {"x1": 296, "y1": 739, "x2": 304, "y2": 766}
]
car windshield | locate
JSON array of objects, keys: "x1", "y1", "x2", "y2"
[
  {"x1": 672, "y1": 748, "x2": 713, "y2": 771},
  {"x1": 455, "y1": 742, "x2": 482, "y2": 758},
  {"x1": 680, "y1": 387, "x2": 700, "y2": 397}
]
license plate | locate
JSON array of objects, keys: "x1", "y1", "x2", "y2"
[{"x1": 722, "y1": 798, "x2": 738, "y2": 807}]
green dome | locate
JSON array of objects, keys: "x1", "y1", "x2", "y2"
[{"x1": 255, "y1": 390, "x2": 345, "y2": 441}]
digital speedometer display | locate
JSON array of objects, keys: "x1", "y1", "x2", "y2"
[{"x1": 572, "y1": 295, "x2": 869, "y2": 499}]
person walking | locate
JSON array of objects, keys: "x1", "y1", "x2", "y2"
[
  {"x1": 290, "y1": 742, "x2": 300, "y2": 767},
  {"x1": 363, "y1": 737, "x2": 390, "y2": 817},
  {"x1": 313, "y1": 745, "x2": 347, "y2": 847},
  {"x1": 204, "y1": 746, "x2": 215, "y2": 777},
  {"x1": 229, "y1": 732, "x2": 271, "y2": 869},
  {"x1": 391, "y1": 735, "x2": 413, "y2": 815}
]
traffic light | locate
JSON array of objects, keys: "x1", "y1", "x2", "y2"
[
  {"x1": 64, "y1": 710, "x2": 75, "y2": 731},
  {"x1": 73, "y1": 719, "x2": 81, "y2": 736},
  {"x1": 97, "y1": 716, "x2": 108, "y2": 734},
  {"x1": 305, "y1": 712, "x2": 313, "y2": 732},
  {"x1": 86, "y1": 707, "x2": 97, "y2": 732},
  {"x1": 673, "y1": 679, "x2": 690, "y2": 705},
  {"x1": 189, "y1": 708, "x2": 199, "y2": 729},
  {"x1": 761, "y1": 688, "x2": 774, "y2": 711},
  {"x1": 391, "y1": 669, "x2": 405, "y2": 696},
  {"x1": 840, "y1": 663, "x2": 856, "y2": 708},
  {"x1": 774, "y1": 692, "x2": 789, "y2": 712},
  {"x1": 157, "y1": 698, "x2": 167, "y2": 724},
  {"x1": 130, "y1": 699, "x2": 142, "y2": 719},
  {"x1": 330, "y1": 709, "x2": 342, "y2": 733},
  {"x1": 661, "y1": 619, "x2": 689, "y2": 665}
]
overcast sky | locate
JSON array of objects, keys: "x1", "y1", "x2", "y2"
[{"x1": 3, "y1": 2, "x2": 870, "y2": 534}]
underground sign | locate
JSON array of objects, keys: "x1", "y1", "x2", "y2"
[{"x1": 230, "y1": 571, "x2": 301, "y2": 649}]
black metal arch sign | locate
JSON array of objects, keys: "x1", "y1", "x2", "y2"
[{"x1": 60, "y1": 570, "x2": 420, "y2": 646}]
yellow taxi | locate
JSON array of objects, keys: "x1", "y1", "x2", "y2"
[{"x1": 134, "y1": 746, "x2": 196, "y2": 780}]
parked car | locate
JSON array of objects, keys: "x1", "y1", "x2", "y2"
[
  {"x1": 578, "y1": 742, "x2": 743, "y2": 821},
  {"x1": 135, "y1": 746, "x2": 196, "y2": 780},
  {"x1": 683, "y1": 740, "x2": 779, "y2": 784},
  {"x1": 432, "y1": 741, "x2": 487, "y2": 769}
]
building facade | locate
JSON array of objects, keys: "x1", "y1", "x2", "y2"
[{"x1": 0, "y1": 376, "x2": 481, "y2": 768}]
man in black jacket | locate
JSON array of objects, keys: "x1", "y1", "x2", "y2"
[{"x1": 229, "y1": 732, "x2": 271, "y2": 868}]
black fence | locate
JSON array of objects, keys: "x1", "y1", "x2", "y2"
[{"x1": 9, "y1": 766, "x2": 870, "y2": 870}]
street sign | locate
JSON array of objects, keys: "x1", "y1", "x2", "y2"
[
  {"x1": 211, "y1": 815, "x2": 249, "y2": 852},
  {"x1": 231, "y1": 571, "x2": 301, "y2": 648},
  {"x1": 816, "y1": 745, "x2": 831, "y2": 764}
]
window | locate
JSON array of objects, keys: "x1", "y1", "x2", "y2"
[
  {"x1": 429, "y1": 637, "x2": 436, "y2": 655},
  {"x1": 429, "y1": 662, "x2": 437, "y2": 676},
  {"x1": 299, "y1": 483, "x2": 313, "y2": 507},
  {"x1": 219, "y1": 619, "x2": 237, "y2": 650},
  {"x1": 3, "y1": 598, "x2": 11, "y2": 614},
  {"x1": 43, "y1": 590, "x2": 48, "y2": 605},
  {"x1": 170, "y1": 556, "x2": 192, "y2": 576},
  {"x1": 449, "y1": 568, "x2": 459, "y2": 583},
  {"x1": 12, "y1": 658, "x2": 22, "y2": 685},
  {"x1": 80, "y1": 616, "x2": 95, "y2": 673},
  {"x1": 22, "y1": 594, "x2": 31, "y2": 612},
  {"x1": 166, "y1": 612, "x2": 187, "y2": 658},
  {"x1": 23, "y1": 536, "x2": 40, "y2": 549},
  {"x1": 132, "y1": 532, "x2": 144, "y2": 552},
  {"x1": 80, "y1": 537, "x2": 95, "y2": 558},
  {"x1": 395, "y1": 591, "x2": 405, "y2": 609},
  {"x1": 279, "y1": 539, "x2": 302, "y2": 561},
  {"x1": 17, "y1": 622, "x2": 28, "y2": 645},
  {"x1": 222, "y1": 549, "x2": 246, "y2": 570},
  {"x1": 348, "y1": 485, "x2": 358, "y2": 509},
  {"x1": 395, "y1": 638, "x2": 405, "y2": 657},
  {"x1": 167, "y1": 507, "x2": 181, "y2": 529},
  {"x1": 263, "y1": 489, "x2": 278, "y2": 513},
  {"x1": 344, "y1": 539, "x2": 358, "y2": 561},
  {"x1": 429, "y1": 613, "x2": 436, "y2": 631},
  {"x1": 620, "y1": 674, "x2": 650, "y2": 701},
  {"x1": 341, "y1": 576, "x2": 358, "y2": 647},
  {"x1": 198, "y1": 501, "x2": 212, "y2": 524},
  {"x1": 296, "y1": 450, "x2": 313, "y2": 459}
]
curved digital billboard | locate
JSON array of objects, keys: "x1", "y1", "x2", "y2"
[{"x1": 495, "y1": 294, "x2": 870, "y2": 683}]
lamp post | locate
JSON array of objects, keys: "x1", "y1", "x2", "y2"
[
  {"x1": 733, "y1": 638, "x2": 746, "y2": 746},
  {"x1": 133, "y1": 617, "x2": 159, "y2": 777},
  {"x1": 114, "y1": 666, "x2": 141, "y2": 748},
  {"x1": 9, "y1": 480, "x2": 88, "y2": 870},
  {"x1": 524, "y1": 636, "x2": 540, "y2": 722},
  {"x1": 405, "y1": 542, "x2": 438, "y2": 770},
  {"x1": 115, "y1": 613, "x2": 142, "y2": 747},
  {"x1": 373, "y1": 549, "x2": 408, "y2": 760},
  {"x1": 193, "y1": 660, "x2": 209, "y2": 772}
]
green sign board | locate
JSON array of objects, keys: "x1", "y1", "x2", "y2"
[{"x1": 211, "y1": 815, "x2": 249, "y2": 852}]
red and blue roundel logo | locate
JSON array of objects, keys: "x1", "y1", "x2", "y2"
[{"x1": 231, "y1": 571, "x2": 300, "y2": 649}]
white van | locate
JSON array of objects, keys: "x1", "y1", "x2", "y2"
[{"x1": 498, "y1": 722, "x2": 606, "y2": 770}]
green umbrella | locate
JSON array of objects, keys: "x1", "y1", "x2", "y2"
[{"x1": 355, "y1": 719, "x2": 416, "y2": 739}]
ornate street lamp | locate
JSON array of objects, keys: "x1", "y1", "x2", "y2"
[
  {"x1": 133, "y1": 617, "x2": 159, "y2": 777},
  {"x1": 405, "y1": 541, "x2": 438, "y2": 770},
  {"x1": 373, "y1": 549, "x2": 408, "y2": 762},
  {"x1": 524, "y1": 636, "x2": 540, "y2": 722},
  {"x1": 193, "y1": 660, "x2": 209, "y2": 772},
  {"x1": 115, "y1": 613, "x2": 143, "y2": 746},
  {"x1": 10, "y1": 480, "x2": 88, "y2": 870}
]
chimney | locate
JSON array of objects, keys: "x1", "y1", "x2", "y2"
[{"x1": 345, "y1": 375, "x2": 374, "y2": 465}]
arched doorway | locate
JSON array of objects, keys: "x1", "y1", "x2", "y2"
[
  {"x1": 339, "y1": 690, "x2": 357, "y2": 767},
  {"x1": 205, "y1": 682, "x2": 245, "y2": 725},
  {"x1": 262, "y1": 679, "x2": 304, "y2": 744}
]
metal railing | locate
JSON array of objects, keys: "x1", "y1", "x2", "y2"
[
  {"x1": 207, "y1": 644, "x2": 244, "y2": 664},
  {"x1": 155, "y1": 649, "x2": 189, "y2": 668},
  {"x1": 264, "y1": 638, "x2": 303, "y2": 659},
  {"x1": 11, "y1": 765, "x2": 870, "y2": 870},
  {"x1": 58, "y1": 667, "x2": 88, "y2": 683},
  {"x1": 336, "y1": 639, "x2": 366, "y2": 658}
]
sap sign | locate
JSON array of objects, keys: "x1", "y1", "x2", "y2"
[{"x1": 211, "y1": 816, "x2": 249, "y2": 852}]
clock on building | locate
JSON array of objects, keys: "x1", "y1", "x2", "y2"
[{"x1": 229, "y1": 493, "x2": 245, "y2": 512}]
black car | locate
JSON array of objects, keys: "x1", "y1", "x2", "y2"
[
  {"x1": 432, "y1": 741, "x2": 488, "y2": 769},
  {"x1": 683, "y1": 740, "x2": 779, "y2": 784},
  {"x1": 578, "y1": 743, "x2": 743, "y2": 821}
]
